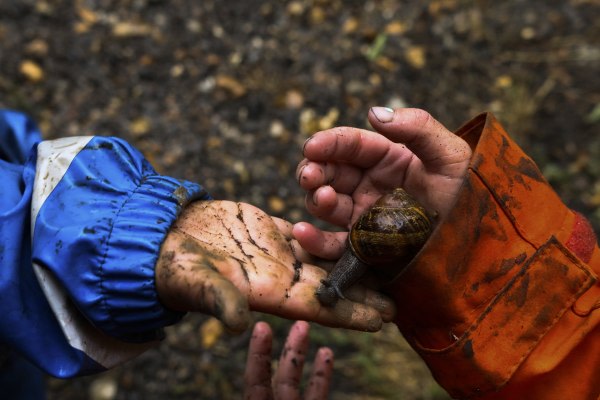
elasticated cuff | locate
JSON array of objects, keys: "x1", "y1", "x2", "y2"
[{"x1": 98, "y1": 175, "x2": 209, "y2": 342}]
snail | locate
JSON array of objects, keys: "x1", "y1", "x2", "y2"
[{"x1": 316, "y1": 188, "x2": 432, "y2": 306}]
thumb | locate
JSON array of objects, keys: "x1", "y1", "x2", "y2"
[
  {"x1": 156, "y1": 230, "x2": 251, "y2": 333},
  {"x1": 368, "y1": 107, "x2": 471, "y2": 175}
]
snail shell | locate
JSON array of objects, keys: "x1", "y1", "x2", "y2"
[
  {"x1": 316, "y1": 188, "x2": 432, "y2": 306},
  {"x1": 349, "y1": 188, "x2": 432, "y2": 266}
]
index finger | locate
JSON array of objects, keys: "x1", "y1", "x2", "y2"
[
  {"x1": 270, "y1": 263, "x2": 395, "y2": 331},
  {"x1": 302, "y1": 126, "x2": 397, "y2": 169}
]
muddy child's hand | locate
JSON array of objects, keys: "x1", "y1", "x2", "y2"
[
  {"x1": 293, "y1": 108, "x2": 472, "y2": 263},
  {"x1": 155, "y1": 200, "x2": 396, "y2": 333}
]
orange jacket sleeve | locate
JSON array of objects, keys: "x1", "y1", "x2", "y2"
[{"x1": 386, "y1": 113, "x2": 599, "y2": 399}]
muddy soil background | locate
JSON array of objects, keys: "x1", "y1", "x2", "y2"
[{"x1": 1, "y1": 1, "x2": 598, "y2": 399}]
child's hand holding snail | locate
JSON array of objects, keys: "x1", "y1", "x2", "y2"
[{"x1": 293, "y1": 108, "x2": 472, "y2": 304}]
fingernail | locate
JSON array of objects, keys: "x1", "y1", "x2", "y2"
[
  {"x1": 370, "y1": 107, "x2": 394, "y2": 123},
  {"x1": 302, "y1": 137, "x2": 313, "y2": 155},
  {"x1": 296, "y1": 164, "x2": 306, "y2": 184}
]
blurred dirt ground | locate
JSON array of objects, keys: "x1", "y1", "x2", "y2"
[{"x1": 1, "y1": 0, "x2": 598, "y2": 399}]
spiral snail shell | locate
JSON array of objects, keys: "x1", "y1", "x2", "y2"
[{"x1": 316, "y1": 188, "x2": 432, "y2": 306}]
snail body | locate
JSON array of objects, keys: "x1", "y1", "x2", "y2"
[{"x1": 316, "y1": 188, "x2": 432, "y2": 306}]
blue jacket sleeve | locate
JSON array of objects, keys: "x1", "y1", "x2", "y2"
[{"x1": 0, "y1": 109, "x2": 211, "y2": 377}]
